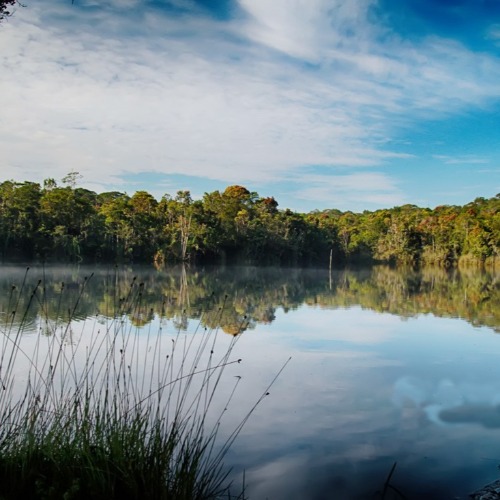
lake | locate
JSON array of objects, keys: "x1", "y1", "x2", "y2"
[{"x1": 1, "y1": 263, "x2": 500, "y2": 499}]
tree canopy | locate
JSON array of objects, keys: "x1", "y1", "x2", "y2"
[{"x1": 0, "y1": 174, "x2": 498, "y2": 267}]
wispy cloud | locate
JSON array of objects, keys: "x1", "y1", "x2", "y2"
[
  {"x1": 486, "y1": 23, "x2": 500, "y2": 43},
  {"x1": 433, "y1": 155, "x2": 489, "y2": 165},
  {"x1": 290, "y1": 172, "x2": 405, "y2": 211},
  {"x1": 1, "y1": 1, "x2": 500, "y2": 209}
]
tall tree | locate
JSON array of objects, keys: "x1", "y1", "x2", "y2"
[
  {"x1": 98, "y1": 192, "x2": 132, "y2": 259},
  {"x1": 126, "y1": 191, "x2": 159, "y2": 261},
  {"x1": 39, "y1": 185, "x2": 97, "y2": 261},
  {"x1": 0, "y1": 181, "x2": 41, "y2": 259}
]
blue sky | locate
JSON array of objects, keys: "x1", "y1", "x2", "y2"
[{"x1": 1, "y1": 0, "x2": 499, "y2": 212}]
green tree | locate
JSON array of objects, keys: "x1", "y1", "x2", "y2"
[
  {"x1": 157, "y1": 190, "x2": 207, "y2": 262},
  {"x1": 98, "y1": 192, "x2": 132, "y2": 259},
  {"x1": 39, "y1": 184, "x2": 99, "y2": 261},
  {"x1": 418, "y1": 205, "x2": 459, "y2": 265},
  {"x1": 0, "y1": 181, "x2": 41, "y2": 259},
  {"x1": 202, "y1": 186, "x2": 257, "y2": 259},
  {"x1": 375, "y1": 205, "x2": 423, "y2": 264},
  {"x1": 125, "y1": 191, "x2": 160, "y2": 261}
]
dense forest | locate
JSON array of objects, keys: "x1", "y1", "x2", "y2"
[{"x1": 0, "y1": 173, "x2": 499, "y2": 267}]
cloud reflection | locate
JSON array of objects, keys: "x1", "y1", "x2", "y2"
[{"x1": 393, "y1": 376, "x2": 500, "y2": 430}]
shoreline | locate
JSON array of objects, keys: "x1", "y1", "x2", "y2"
[{"x1": 471, "y1": 479, "x2": 500, "y2": 499}]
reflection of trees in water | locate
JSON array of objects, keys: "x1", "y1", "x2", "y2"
[{"x1": 1, "y1": 264, "x2": 499, "y2": 334}]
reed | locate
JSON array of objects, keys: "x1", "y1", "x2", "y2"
[{"x1": 0, "y1": 268, "x2": 281, "y2": 499}]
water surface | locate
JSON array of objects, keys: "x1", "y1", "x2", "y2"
[{"x1": 1, "y1": 264, "x2": 500, "y2": 499}]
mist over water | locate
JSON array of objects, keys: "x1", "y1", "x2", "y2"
[{"x1": 1, "y1": 263, "x2": 500, "y2": 499}]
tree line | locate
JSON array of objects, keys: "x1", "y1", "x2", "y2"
[{"x1": 0, "y1": 174, "x2": 499, "y2": 266}]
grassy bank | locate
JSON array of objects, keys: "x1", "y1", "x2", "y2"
[{"x1": 0, "y1": 269, "x2": 280, "y2": 499}]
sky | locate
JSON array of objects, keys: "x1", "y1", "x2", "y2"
[{"x1": 1, "y1": 0, "x2": 499, "y2": 213}]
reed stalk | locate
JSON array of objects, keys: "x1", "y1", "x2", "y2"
[{"x1": 0, "y1": 269, "x2": 279, "y2": 499}]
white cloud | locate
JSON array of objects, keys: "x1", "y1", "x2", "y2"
[
  {"x1": 486, "y1": 23, "x2": 500, "y2": 43},
  {"x1": 237, "y1": 0, "x2": 377, "y2": 61},
  {"x1": 290, "y1": 172, "x2": 406, "y2": 210},
  {"x1": 433, "y1": 155, "x2": 489, "y2": 165},
  {"x1": 1, "y1": 1, "x2": 500, "y2": 208}
]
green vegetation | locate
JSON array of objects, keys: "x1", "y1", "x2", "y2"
[
  {"x1": 0, "y1": 269, "x2": 279, "y2": 499},
  {"x1": 1, "y1": 174, "x2": 499, "y2": 266}
]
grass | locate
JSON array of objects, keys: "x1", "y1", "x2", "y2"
[{"x1": 0, "y1": 267, "x2": 287, "y2": 499}]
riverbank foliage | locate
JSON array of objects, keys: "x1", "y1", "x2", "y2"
[{"x1": 0, "y1": 175, "x2": 498, "y2": 266}]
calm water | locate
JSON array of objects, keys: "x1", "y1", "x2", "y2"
[{"x1": 1, "y1": 264, "x2": 500, "y2": 499}]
